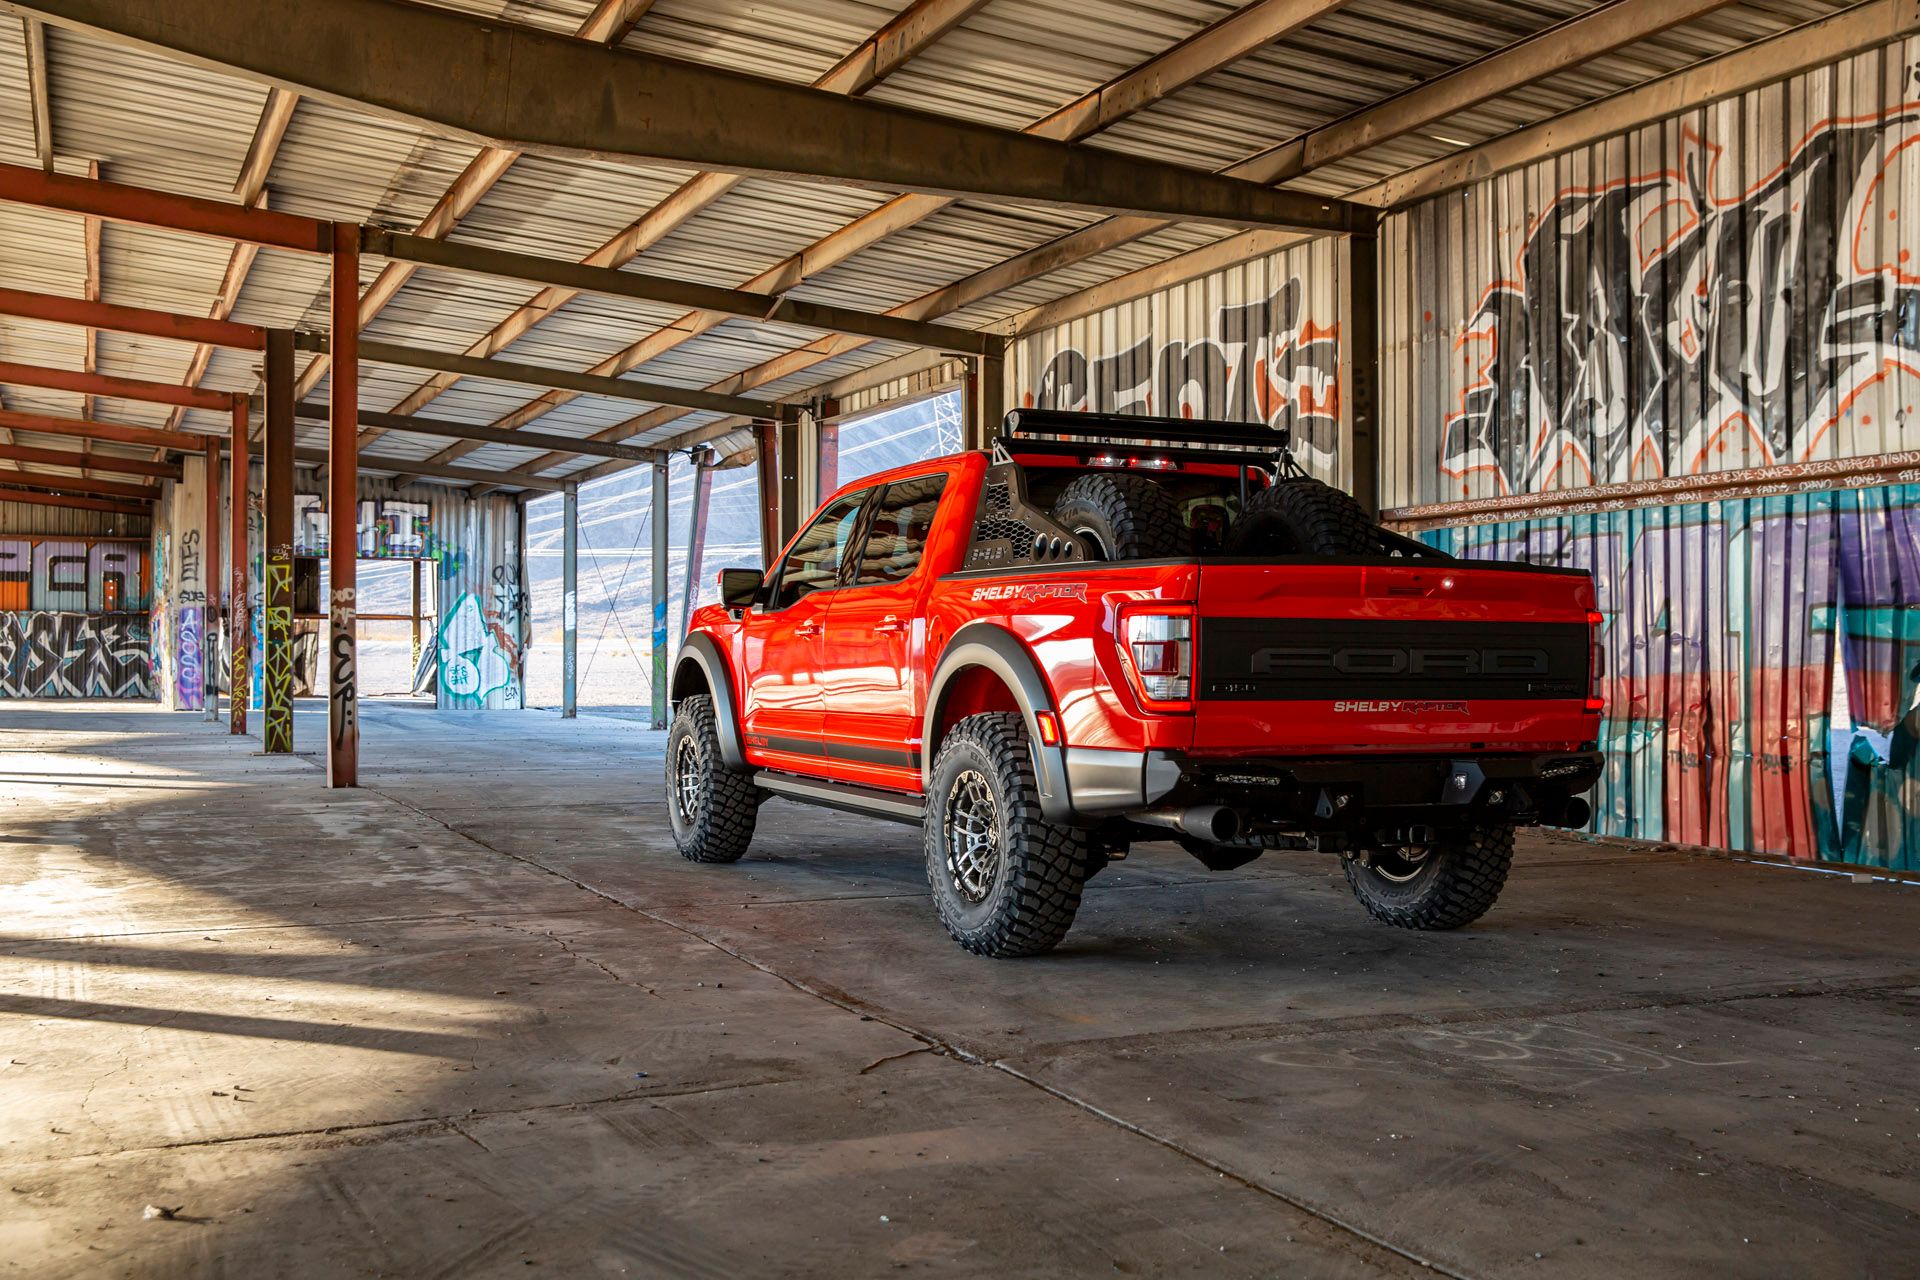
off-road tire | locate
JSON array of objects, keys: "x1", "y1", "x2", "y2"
[
  {"x1": 665, "y1": 694, "x2": 758, "y2": 864},
  {"x1": 1227, "y1": 477, "x2": 1376, "y2": 556},
  {"x1": 924, "y1": 713, "x2": 1090, "y2": 957},
  {"x1": 1052, "y1": 472, "x2": 1184, "y2": 561},
  {"x1": 1345, "y1": 823, "x2": 1515, "y2": 930}
]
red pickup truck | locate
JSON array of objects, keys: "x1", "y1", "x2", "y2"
[{"x1": 667, "y1": 411, "x2": 1602, "y2": 957}]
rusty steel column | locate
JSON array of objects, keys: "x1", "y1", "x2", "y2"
[
  {"x1": 753, "y1": 419, "x2": 779, "y2": 567},
  {"x1": 228, "y1": 395, "x2": 249, "y2": 735},
  {"x1": 327, "y1": 222, "x2": 359, "y2": 786},
  {"x1": 650, "y1": 460, "x2": 669, "y2": 730},
  {"x1": 1340, "y1": 230, "x2": 1380, "y2": 517},
  {"x1": 203, "y1": 435, "x2": 221, "y2": 722},
  {"x1": 967, "y1": 343, "x2": 1007, "y2": 451},
  {"x1": 679, "y1": 449, "x2": 712, "y2": 640},
  {"x1": 816, "y1": 401, "x2": 840, "y2": 498},
  {"x1": 262, "y1": 330, "x2": 295, "y2": 754}
]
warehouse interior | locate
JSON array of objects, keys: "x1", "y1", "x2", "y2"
[{"x1": 2, "y1": 0, "x2": 1918, "y2": 1274}]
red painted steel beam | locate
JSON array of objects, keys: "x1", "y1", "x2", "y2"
[
  {"x1": 0, "y1": 159, "x2": 332, "y2": 253},
  {"x1": 2, "y1": 468, "x2": 161, "y2": 500},
  {"x1": 0, "y1": 440, "x2": 180, "y2": 478},
  {"x1": 0, "y1": 360, "x2": 233, "y2": 410},
  {"x1": 0, "y1": 485, "x2": 150, "y2": 515},
  {"x1": 0, "y1": 286, "x2": 267, "y2": 349},
  {"x1": 0, "y1": 407, "x2": 208, "y2": 451},
  {"x1": 327, "y1": 222, "x2": 359, "y2": 787}
]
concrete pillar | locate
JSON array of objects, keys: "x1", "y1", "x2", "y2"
[
  {"x1": 262, "y1": 330, "x2": 294, "y2": 754},
  {"x1": 202, "y1": 436, "x2": 221, "y2": 722},
  {"x1": 562, "y1": 482, "x2": 577, "y2": 720},
  {"x1": 327, "y1": 222, "x2": 359, "y2": 787},
  {"x1": 228, "y1": 395, "x2": 249, "y2": 735}
]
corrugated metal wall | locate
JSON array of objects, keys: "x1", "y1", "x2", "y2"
[
  {"x1": 0, "y1": 501, "x2": 149, "y2": 539},
  {"x1": 1385, "y1": 33, "x2": 1920, "y2": 867},
  {"x1": 1008, "y1": 237, "x2": 1347, "y2": 484},
  {"x1": 1382, "y1": 36, "x2": 1920, "y2": 508}
]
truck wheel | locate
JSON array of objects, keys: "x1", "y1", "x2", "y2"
[
  {"x1": 1052, "y1": 472, "x2": 1184, "y2": 561},
  {"x1": 665, "y1": 694, "x2": 759, "y2": 864},
  {"x1": 924, "y1": 712, "x2": 1090, "y2": 957},
  {"x1": 1345, "y1": 823, "x2": 1515, "y2": 930},
  {"x1": 1226, "y1": 477, "x2": 1375, "y2": 556}
]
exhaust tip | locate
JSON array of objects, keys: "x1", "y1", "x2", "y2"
[
  {"x1": 1560, "y1": 797, "x2": 1592, "y2": 828},
  {"x1": 1183, "y1": 804, "x2": 1240, "y2": 843}
]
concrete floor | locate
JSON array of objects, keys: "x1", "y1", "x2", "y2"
[{"x1": 2, "y1": 702, "x2": 1917, "y2": 1279}]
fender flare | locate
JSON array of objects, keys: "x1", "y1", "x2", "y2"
[
  {"x1": 673, "y1": 631, "x2": 746, "y2": 769},
  {"x1": 922, "y1": 623, "x2": 1072, "y2": 823}
]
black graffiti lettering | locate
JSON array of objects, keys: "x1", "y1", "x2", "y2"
[{"x1": 0, "y1": 613, "x2": 152, "y2": 697}]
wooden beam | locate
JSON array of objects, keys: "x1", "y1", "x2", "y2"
[
  {"x1": 0, "y1": 359, "x2": 232, "y2": 409},
  {"x1": 355, "y1": 0, "x2": 986, "y2": 422},
  {"x1": 21, "y1": 17, "x2": 51, "y2": 171},
  {"x1": 1, "y1": 468, "x2": 160, "y2": 499},
  {"x1": 0, "y1": 484, "x2": 149, "y2": 514},
  {"x1": 577, "y1": 0, "x2": 655, "y2": 44},
  {"x1": 0, "y1": 285, "x2": 267, "y2": 348},
  {"x1": 232, "y1": 87, "x2": 297, "y2": 203},
  {"x1": 0, "y1": 406, "x2": 208, "y2": 451},
  {"x1": 0, "y1": 441, "x2": 180, "y2": 477},
  {"x1": 0, "y1": 159, "x2": 331, "y2": 252},
  {"x1": 15, "y1": 0, "x2": 1367, "y2": 231}
]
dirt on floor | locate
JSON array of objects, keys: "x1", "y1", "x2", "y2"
[{"x1": 2, "y1": 699, "x2": 1916, "y2": 1278}]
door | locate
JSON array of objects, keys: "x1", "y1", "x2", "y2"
[
  {"x1": 820, "y1": 473, "x2": 950, "y2": 788},
  {"x1": 741, "y1": 488, "x2": 872, "y2": 771}
]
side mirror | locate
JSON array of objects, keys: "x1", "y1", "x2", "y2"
[{"x1": 718, "y1": 567, "x2": 763, "y2": 610}]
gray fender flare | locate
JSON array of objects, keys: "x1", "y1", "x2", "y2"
[
  {"x1": 673, "y1": 631, "x2": 746, "y2": 769},
  {"x1": 922, "y1": 623, "x2": 1072, "y2": 823}
]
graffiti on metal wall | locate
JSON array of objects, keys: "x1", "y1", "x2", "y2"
[
  {"x1": 0, "y1": 612, "x2": 152, "y2": 697},
  {"x1": 1427, "y1": 482, "x2": 1920, "y2": 871},
  {"x1": 289, "y1": 494, "x2": 436, "y2": 558},
  {"x1": 0, "y1": 539, "x2": 146, "y2": 611},
  {"x1": 1020, "y1": 276, "x2": 1341, "y2": 473},
  {"x1": 436, "y1": 583, "x2": 522, "y2": 708},
  {"x1": 1439, "y1": 96, "x2": 1920, "y2": 497}
]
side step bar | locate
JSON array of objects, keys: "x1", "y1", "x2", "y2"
[{"x1": 753, "y1": 771, "x2": 926, "y2": 826}]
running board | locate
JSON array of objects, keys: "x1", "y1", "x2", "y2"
[{"x1": 753, "y1": 771, "x2": 926, "y2": 825}]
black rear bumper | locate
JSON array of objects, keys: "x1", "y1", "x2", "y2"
[{"x1": 1065, "y1": 748, "x2": 1602, "y2": 834}]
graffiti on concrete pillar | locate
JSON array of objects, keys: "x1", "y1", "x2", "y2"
[
  {"x1": 0, "y1": 613, "x2": 152, "y2": 697},
  {"x1": 263, "y1": 556, "x2": 293, "y2": 752},
  {"x1": 329, "y1": 585, "x2": 357, "y2": 749},
  {"x1": 175, "y1": 606, "x2": 203, "y2": 711}
]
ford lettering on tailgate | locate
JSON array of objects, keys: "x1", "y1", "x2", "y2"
[{"x1": 1199, "y1": 618, "x2": 1587, "y2": 701}]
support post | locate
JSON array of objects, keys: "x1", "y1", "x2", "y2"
[
  {"x1": 649, "y1": 461, "x2": 669, "y2": 730},
  {"x1": 410, "y1": 557, "x2": 422, "y2": 676},
  {"x1": 777, "y1": 405, "x2": 802, "y2": 546},
  {"x1": 967, "y1": 343, "x2": 1006, "y2": 451},
  {"x1": 680, "y1": 451, "x2": 712, "y2": 640},
  {"x1": 228, "y1": 395, "x2": 249, "y2": 735},
  {"x1": 562, "y1": 482, "x2": 577, "y2": 719},
  {"x1": 753, "y1": 420, "x2": 780, "y2": 567},
  {"x1": 327, "y1": 222, "x2": 360, "y2": 785},
  {"x1": 817, "y1": 406, "x2": 840, "y2": 499},
  {"x1": 1339, "y1": 231, "x2": 1379, "y2": 517},
  {"x1": 262, "y1": 330, "x2": 294, "y2": 754},
  {"x1": 203, "y1": 436, "x2": 221, "y2": 722}
]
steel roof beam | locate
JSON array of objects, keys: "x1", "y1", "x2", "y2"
[
  {"x1": 291, "y1": 399, "x2": 662, "y2": 463},
  {"x1": 361, "y1": 228, "x2": 991, "y2": 355},
  {"x1": 0, "y1": 485, "x2": 148, "y2": 514},
  {"x1": 0, "y1": 440, "x2": 180, "y2": 478},
  {"x1": 0, "y1": 285, "x2": 267, "y2": 349},
  {"x1": 0, "y1": 359, "x2": 235, "y2": 410},
  {"x1": 13, "y1": 0, "x2": 1367, "y2": 233},
  {"x1": 280, "y1": 445, "x2": 567, "y2": 492},
  {"x1": 0, "y1": 407, "x2": 210, "y2": 451},
  {"x1": 0, "y1": 159, "x2": 331, "y2": 252},
  {"x1": 0, "y1": 467, "x2": 159, "y2": 500}
]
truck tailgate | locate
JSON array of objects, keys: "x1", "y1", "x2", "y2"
[{"x1": 1192, "y1": 561, "x2": 1597, "y2": 755}]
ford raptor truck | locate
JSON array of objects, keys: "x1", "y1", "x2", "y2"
[{"x1": 665, "y1": 409, "x2": 1604, "y2": 957}]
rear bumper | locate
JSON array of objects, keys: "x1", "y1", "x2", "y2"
[{"x1": 1061, "y1": 746, "x2": 1603, "y2": 831}]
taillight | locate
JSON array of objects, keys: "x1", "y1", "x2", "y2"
[
  {"x1": 1119, "y1": 607, "x2": 1193, "y2": 710},
  {"x1": 1585, "y1": 609, "x2": 1606, "y2": 714}
]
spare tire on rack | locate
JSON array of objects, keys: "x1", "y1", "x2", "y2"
[
  {"x1": 1225, "y1": 477, "x2": 1377, "y2": 557},
  {"x1": 1052, "y1": 472, "x2": 1185, "y2": 561}
]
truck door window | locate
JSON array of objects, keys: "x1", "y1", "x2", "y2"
[
  {"x1": 851, "y1": 474, "x2": 949, "y2": 586},
  {"x1": 768, "y1": 489, "x2": 872, "y2": 609}
]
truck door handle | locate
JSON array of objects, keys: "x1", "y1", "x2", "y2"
[
  {"x1": 794, "y1": 620, "x2": 822, "y2": 637},
  {"x1": 875, "y1": 615, "x2": 908, "y2": 634}
]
